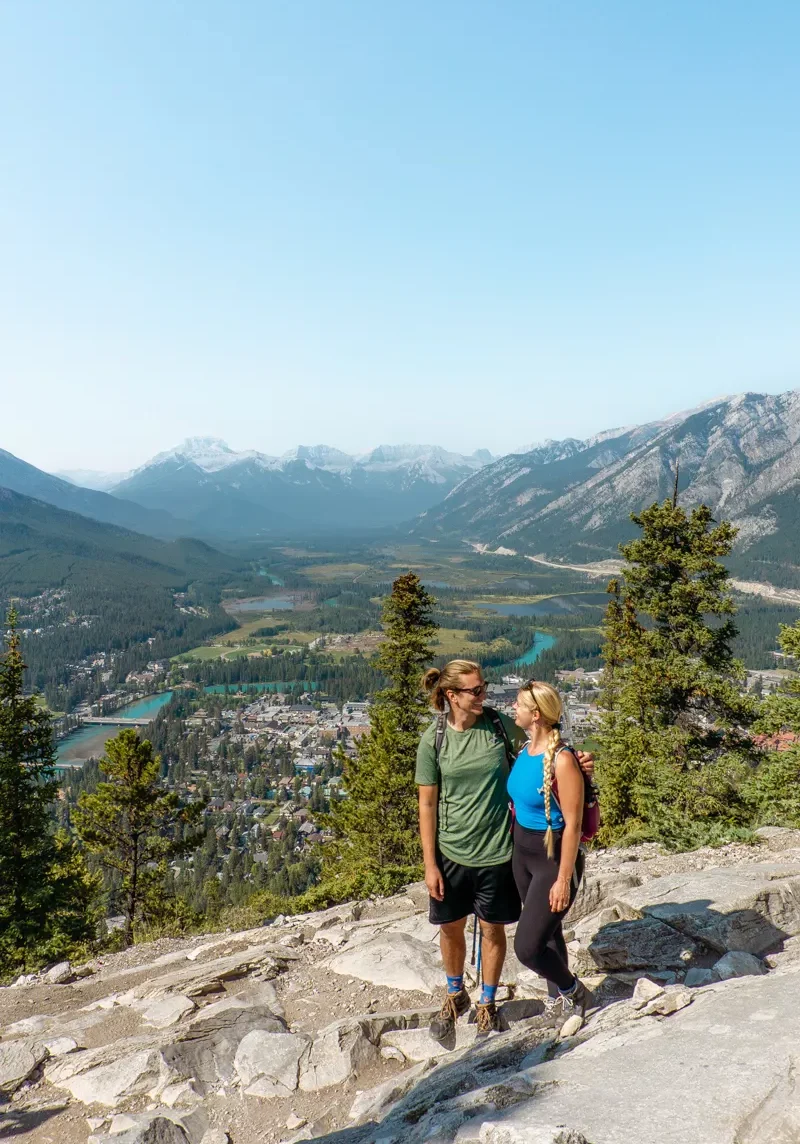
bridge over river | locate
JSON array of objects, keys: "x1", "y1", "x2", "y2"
[{"x1": 81, "y1": 716, "x2": 152, "y2": 726}]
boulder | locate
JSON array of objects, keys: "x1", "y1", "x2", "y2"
[
  {"x1": 0, "y1": 1039, "x2": 48, "y2": 1096},
  {"x1": 45, "y1": 961, "x2": 74, "y2": 984},
  {"x1": 327, "y1": 932, "x2": 442, "y2": 994},
  {"x1": 634, "y1": 986, "x2": 693, "y2": 1017},
  {"x1": 57, "y1": 1049, "x2": 163, "y2": 1107},
  {"x1": 712, "y1": 950, "x2": 768, "y2": 981},
  {"x1": 299, "y1": 1019, "x2": 380, "y2": 1091},
  {"x1": 631, "y1": 977, "x2": 664, "y2": 1008},
  {"x1": 684, "y1": 968, "x2": 715, "y2": 988},
  {"x1": 586, "y1": 917, "x2": 699, "y2": 971},
  {"x1": 613, "y1": 862, "x2": 800, "y2": 955},
  {"x1": 569, "y1": 871, "x2": 643, "y2": 924},
  {"x1": 380, "y1": 1025, "x2": 480, "y2": 1062},
  {"x1": 162, "y1": 1005, "x2": 286, "y2": 1092},
  {"x1": 133, "y1": 995, "x2": 196, "y2": 1029},
  {"x1": 233, "y1": 1030, "x2": 310, "y2": 1094}
]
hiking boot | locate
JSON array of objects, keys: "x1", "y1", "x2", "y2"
[
  {"x1": 559, "y1": 980, "x2": 591, "y2": 1024},
  {"x1": 475, "y1": 1000, "x2": 499, "y2": 1036},
  {"x1": 429, "y1": 988, "x2": 471, "y2": 1043}
]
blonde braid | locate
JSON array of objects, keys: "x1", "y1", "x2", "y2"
[{"x1": 542, "y1": 726, "x2": 562, "y2": 860}]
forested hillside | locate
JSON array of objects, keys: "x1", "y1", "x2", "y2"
[{"x1": 0, "y1": 488, "x2": 251, "y2": 708}]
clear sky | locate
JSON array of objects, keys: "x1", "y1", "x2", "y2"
[{"x1": 3, "y1": 1, "x2": 800, "y2": 473}]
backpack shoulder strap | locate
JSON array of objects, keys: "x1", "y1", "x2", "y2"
[
  {"x1": 434, "y1": 711, "x2": 447, "y2": 777},
  {"x1": 483, "y1": 705, "x2": 516, "y2": 770}
]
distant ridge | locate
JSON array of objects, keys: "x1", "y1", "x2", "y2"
[{"x1": 413, "y1": 389, "x2": 800, "y2": 588}]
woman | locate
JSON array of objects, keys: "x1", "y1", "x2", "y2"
[{"x1": 509, "y1": 679, "x2": 590, "y2": 1022}]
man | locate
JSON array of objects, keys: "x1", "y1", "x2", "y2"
[{"x1": 416, "y1": 660, "x2": 593, "y2": 1040}]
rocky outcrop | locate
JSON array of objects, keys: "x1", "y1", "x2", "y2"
[{"x1": 4, "y1": 834, "x2": 800, "y2": 1144}]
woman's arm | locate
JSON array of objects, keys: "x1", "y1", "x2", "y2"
[
  {"x1": 418, "y1": 785, "x2": 444, "y2": 901},
  {"x1": 549, "y1": 750, "x2": 583, "y2": 913}
]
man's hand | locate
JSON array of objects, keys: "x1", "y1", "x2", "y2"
[
  {"x1": 575, "y1": 750, "x2": 595, "y2": 779},
  {"x1": 425, "y1": 864, "x2": 445, "y2": 902}
]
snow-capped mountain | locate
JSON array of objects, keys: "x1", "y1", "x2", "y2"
[
  {"x1": 414, "y1": 390, "x2": 800, "y2": 584},
  {"x1": 109, "y1": 439, "x2": 496, "y2": 536},
  {"x1": 55, "y1": 467, "x2": 132, "y2": 492}
]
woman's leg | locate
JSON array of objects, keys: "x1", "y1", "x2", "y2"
[{"x1": 513, "y1": 828, "x2": 575, "y2": 993}]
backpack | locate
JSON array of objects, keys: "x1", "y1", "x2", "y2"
[{"x1": 549, "y1": 744, "x2": 601, "y2": 843}]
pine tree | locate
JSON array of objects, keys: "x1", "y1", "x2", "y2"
[
  {"x1": 746, "y1": 618, "x2": 800, "y2": 825},
  {"x1": 74, "y1": 729, "x2": 205, "y2": 945},
  {"x1": 597, "y1": 500, "x2": 756, "y2": 846},
  {"x1": 317, "y1": 573, "x2": 437, "y2": 900},
  {"x1": 0, "y1": 610, "x2": 99, "y2": 976}
]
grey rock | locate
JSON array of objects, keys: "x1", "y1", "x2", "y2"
[
  {"x1": 45, "y1": 960, "x2": 74, "y2": 984},
  {"x1": 586, "y1": 916, "x2": 698, "y2": 971},
  {"x1": 327, "y1": 932, "x2": 442, "y2": 994},
  {"x1": 299, "y1": 1018, "x2": 380, "y2": 1091},
  {"x1": 349, "y1": 1061, "x2": 435, "y2": 1124},
  {"x1": 233, "y1": 1030, "x2": 310, "y2": 1094},
  {"x1": 613, "y1": 862, "x2": 800, "y2": 955},
  {"x1": 0, "y1": 1038, "x2": 48, "y2": 1096},
  {"x1": 58, "y1": 1049, "x2": 163, "y2": 1107},
  {"x1": 712, "y1": 950, "x2": 768, "y2": 981},
  {"x1": 285, "y1": 1114, "x2": 307, "y2": 1131},
  {"x1": 4, "y1": 1014, "x2": 56, "y2": 1037},
  {"x1": 631, "y1": 977, "x2": 664, "y2": 1007},
  {"x1": 133, "y1": 995, "x2": 196, "y2": 1030},
  {"x1": 162, "y1": 1004, "x2": 285, "y2": 1093},
  {"x1": 559, "y1": 1015, "x2": 584, "y2": 1039},
  {"x1": 684, "y1": 967, "x2": 715, "y2": 987},
  {"x1": 380, "y1": 1024, "x2": 480, "y2": 1061},
  {"x1": 635, "y1": 986, "x2": 693, "y2": 1017},
  {"x1": 471, "y1": 966, "x2": 800, "y2": 1143},
  {"x1": 569, "y1": 871, "x2": 643, "y2": 924},
  {"x1": 41, "y1": 1036, "x2": 79, "y2": 1057}
]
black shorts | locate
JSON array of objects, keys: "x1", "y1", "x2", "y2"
[{"x1": 429, "y1": 852, "x2": 522, "y2": 926}]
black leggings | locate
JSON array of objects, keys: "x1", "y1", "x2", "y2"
[{"x1": 512, "y1": 823, "x2": 584, "y2": 994}]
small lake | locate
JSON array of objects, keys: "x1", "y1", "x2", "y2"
[
  {"x1": 516, "y1": 631, "x2": 557, "y2": 666},
  {"x1": 57, "y1": 692, "x2": 173, "y2": 767},
  {"x1": 204, "y1": 682, "x2": 319, "y2": 694},
  {"x1": 478, "y1": 597, "x2": 577, "y2": 617},
  {"x1": 225, "y1": 597, "x2": 294, "y2": 614}
]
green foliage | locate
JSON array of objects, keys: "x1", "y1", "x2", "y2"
[
  {"x1": 597, "y1": 500, "x2": 757, "y2": 847},
  {"x1": 0, "y1": 611, "x2": 98, "y2": 977},
  {"x1": 745, "y1": 617, "x2": 800, "y2": 827},
  {"x1": 318, "y1": 573, "x2": 437, "y2": 900},
  {"x1": 74, "y1": 729, "x2": 206, "y2": 945}
]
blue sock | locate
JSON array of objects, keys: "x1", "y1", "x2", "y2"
[
  {"x1": 559, "y1": 979, "x2": 578, "y2": 997},
  {"x1": 479, "y1": 983, "x2": 498, "y2": 1005},
  {"x1": 446, "y1": 974, "x2": 464, "y2": 994}
]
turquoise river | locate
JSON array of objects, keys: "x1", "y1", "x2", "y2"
[{"x1": 56, "y1": 692, "x2": 173, "y2": 767}]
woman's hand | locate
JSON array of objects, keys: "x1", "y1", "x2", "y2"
[
  {"x1": 549, "y1": 874, "x2": 572, "y2": 913},
  {"x1": 575, "y1": 750, "x2": 594, "y2": 778},
  {"x1": 425, "y1": 864, "x2": 445, "y2": 902}
]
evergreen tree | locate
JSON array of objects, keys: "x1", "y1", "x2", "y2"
[
  {"x1": 74, "y1": 729, "x2": 205, "y2": 945},
  {"x1": 317, "y1": 573, "x2": 437, "y2": 900},
  {"x1": 745, "y1": 618, "x2": 800, "y2": 825},
  {"x1": 0, "y1": 610, "x2": 98, "y2": 976},
  {"x1": 597, "y1": 500, "x2": 756, "y2": 846}
]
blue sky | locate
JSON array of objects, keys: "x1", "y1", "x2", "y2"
[{"x1": 2, "y1": 2, "x2": 800, "y2": 472}]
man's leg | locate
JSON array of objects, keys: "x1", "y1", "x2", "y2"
[
  {"x1": 440, "y1": 917, "x2": 468, "y2": 979},
  {"x1": 478, "y1": 920, "x2": 506, "y2": 990},
  {"x1": 430, "y1": 916, "x2": 471, "y2": 1043}
]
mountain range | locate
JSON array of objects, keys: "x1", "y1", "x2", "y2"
[
  {"x1": 105, "y1": 438, "x2": 494, "y2": 535},
  {"x1": 414, "y1": 390, "x2": 800, "y2": 584}
]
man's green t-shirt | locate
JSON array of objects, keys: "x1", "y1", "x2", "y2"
[{"x1": 415, "y1": 709, "x2": 527, "y2": 868}]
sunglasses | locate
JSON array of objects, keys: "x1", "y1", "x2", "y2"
[{"x1": 451, "y1": 683, "x2": 488, "y2": 698}]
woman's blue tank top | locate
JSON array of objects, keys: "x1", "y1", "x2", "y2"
[{"x1": 507, "y1": 746, "x2": 565, "y2": 831}]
